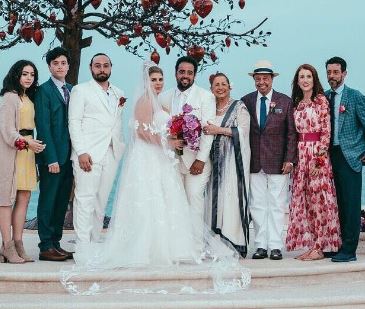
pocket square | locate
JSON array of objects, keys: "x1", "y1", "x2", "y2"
[{"x1": 274, "y1": 108, "x2": 282, "y2": 114}]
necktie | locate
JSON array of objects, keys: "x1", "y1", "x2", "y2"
[
  {"x1": 62, "y1": 85, "x2": 70, "y2": 105},
  {"x1": 259, "y1": 96, "x2": 267, "y2": 129},
  {"x1": 329, "y1": 91, "x2": 336, "y2": 145}
]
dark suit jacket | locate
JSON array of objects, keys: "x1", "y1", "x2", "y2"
[
  {"x1": 34, "y1": 78, "x2": 72, "y2": 166},
  {"x1": 242, "y1": 90, "x2": 297, "y2": 174}
]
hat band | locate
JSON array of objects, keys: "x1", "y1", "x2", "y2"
[{"x1": 253, "y1": 68, "x2": 274, "y2": 74}]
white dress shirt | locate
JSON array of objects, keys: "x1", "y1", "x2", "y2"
[
  {"x1": 51, "y1": 76, "x2": 67, "y2": 101},
  {"x1": 256, "y1": 89, "x2": 273, "y2": 123},
  {"x1": 172, "y1": 87, "x2": 193, "y2": 115},
  {"x1": 332, "y1": 83, "x2": 344, "y2": 146}
]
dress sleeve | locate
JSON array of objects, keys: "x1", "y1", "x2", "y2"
[
  {"x1": 236, "y1": 103, "x2": 250, "y2": 140},
  {"x1": 0, "y1": 92, "x2": 21, "y2": 148},
  {"x1": 236, "y1": 103, "x2": 251, "y2": 191},
  {"x1": 134, "y1": 97, "x2": 162, "y2": 145},
  {"x1": 316, "y1": 94, "x2": 330, "y2": 154}
]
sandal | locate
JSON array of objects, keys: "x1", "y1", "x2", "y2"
[
  {"x1": 302, "y1": 249, "x2": 324, "y2": 261},
  {"x1": 295, "y1": 250, "x2": 311, "y2": 260}
]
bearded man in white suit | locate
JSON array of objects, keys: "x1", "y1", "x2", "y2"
[
  {"x1": 159, "y1": 56, "x2": 215, "y2": 251},
  {"x1": 68, "y1": 54, "x2": 125, "y2": 259}
]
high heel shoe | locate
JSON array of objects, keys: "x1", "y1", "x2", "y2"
[
  {"x1": 15, "y1": 240, "x2": 34, "y2": 262},
  {"x1": 2, "y1": 240, "x2": 25, "y2": 264}
]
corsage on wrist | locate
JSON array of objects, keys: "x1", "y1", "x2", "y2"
[{"x1": 15, "y1": 139, "x2": 28, "y2": 151}]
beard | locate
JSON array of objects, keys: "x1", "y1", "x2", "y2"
[
  {"x1": 177, "y1": 78, "x2": 194, "y2": 91},
  {"x1": 92, "y1": 72, "x2": 110, "y2": 82},
  {"x1": 328, "y1": 77, "x2": 343, "y2": 89}
]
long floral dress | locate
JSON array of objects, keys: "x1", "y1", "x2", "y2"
[{"x1": 286, "y1": 94, "x2": 341, "y2": 252}]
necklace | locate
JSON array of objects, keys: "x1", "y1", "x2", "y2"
[{"x1": 216, "y1": 98, "x2": 233, "y2": 113}]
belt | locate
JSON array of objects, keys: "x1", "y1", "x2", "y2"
[
  {"x1": 298, "y1": 132, "x2": 321, "y2": 142},
  {"x1": 19, "y1": 129, "x2": 33, "y2": 136}
]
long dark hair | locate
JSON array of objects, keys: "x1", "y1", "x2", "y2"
[
  {"x1": 291, "y1": 64, "x2": 324, "y2": 107},
  {"x1": 0, "y1": 60, "x2": 39, "y2": 99}
]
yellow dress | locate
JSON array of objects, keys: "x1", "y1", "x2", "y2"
[{"x1": 16, "y1": 95, "x2": 37, "y2": 191}]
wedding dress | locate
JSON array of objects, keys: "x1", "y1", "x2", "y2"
[{"x1": 61, "y1": 62, "x2": 251, "y2": 295}]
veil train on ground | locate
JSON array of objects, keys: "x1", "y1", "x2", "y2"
[{"x1": 60, "y1": 61, "x2": 251, "y2": 295}]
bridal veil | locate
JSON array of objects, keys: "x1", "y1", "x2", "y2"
[{"x1": 60, "y1": 61, "x2": 251, "y2": 295}]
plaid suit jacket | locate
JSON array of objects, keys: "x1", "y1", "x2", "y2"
[
  {"x1": 326, "y1": 85, "x2": 365, "y2": 172},
  {"x1": 242, "y1": 90, "x2": 297, "y2": 174}
]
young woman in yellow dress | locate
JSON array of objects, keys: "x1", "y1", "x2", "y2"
[{"x1": 0, "y1": 60, "x2": 45, "y2": 263}]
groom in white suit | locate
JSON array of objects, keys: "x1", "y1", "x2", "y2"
[
  {"x1": 68, "y1": 54, "x2": 125, "y2": 254},
  {"x1": 159, "y1": 56, "x2": 215, "y2": 251}
]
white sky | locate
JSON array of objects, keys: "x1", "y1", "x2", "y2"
[{"x1": 1, "y1": 0, "x2": 364, "y2": 99}]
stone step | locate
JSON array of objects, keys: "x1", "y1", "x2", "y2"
[
  {"x1": 1, "y1": 232, "x2": 365, "y2": 308},
  {"x1": 1, "y1": 277, "x2": 365, "y2": 309}
]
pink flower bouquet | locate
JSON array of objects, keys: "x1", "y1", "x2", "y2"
[{"x1": 168, "y1": 103, "x2": 202, "y2": 155}]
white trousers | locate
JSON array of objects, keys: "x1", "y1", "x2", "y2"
[
  {"x1": 72, "y1": 146, "x2": 119, "y2": 245},
  {"x1": 179, "y1": 159, "x2": 211, "y2": 252},
  {"x1": 249, "y1": 170, "x2": 289, "y2": 251}
]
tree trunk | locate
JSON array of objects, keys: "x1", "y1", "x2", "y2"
[
  {"x1": 60, "y1": 7, "x2": 83, "y2": 228},
  {"x1": 62, "y1": 21, "x2": 82, "y2": 85}
]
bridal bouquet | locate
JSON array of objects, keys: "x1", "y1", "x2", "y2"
[{"x1": 168, "y1": 103, "x2": 202, "y2": 155}]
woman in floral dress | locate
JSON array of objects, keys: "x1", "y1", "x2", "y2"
[{"x1": 286, "y1": 64, "x2": 341, "y2": 260}]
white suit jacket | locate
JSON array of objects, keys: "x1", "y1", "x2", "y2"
[
  {"x1": 68, "y1": 79, "x2": 125, "y2": 163},
  {"x1": 159, "y1": 84, "x2": 215, "y2": 168}
]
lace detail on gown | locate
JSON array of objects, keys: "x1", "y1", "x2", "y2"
[{"x1": 60, "y1": 62, "x2": 251, "y2": 295}]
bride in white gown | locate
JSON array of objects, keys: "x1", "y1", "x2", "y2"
[{"x1": 61, "y1": 62, "x2": 250, "y2": 295}]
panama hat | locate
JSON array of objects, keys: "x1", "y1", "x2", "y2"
[{"x1": 248, "y1": 60, "x2": 279, "y2": 77}]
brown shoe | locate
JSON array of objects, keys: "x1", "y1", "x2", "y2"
[
  {"x1": 57, "y1": 247, "x2": 74, "y2": 259},
  {"x1": 39, "y1": 248, "x2": 67, "y2": 261}
]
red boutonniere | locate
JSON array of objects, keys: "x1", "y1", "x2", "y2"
[
  {"x1": 339, "y1": 105, "x2": 346, "y2": 113},
  {"x1": 269, "y1": 101, "x2": 276, "y2": 113},
  {"x1": 119, "y1": 96, "x2": 127, "y2": 108},
  {"x1": 15, "y1": 138, "x2": 28, "y2": 151}
]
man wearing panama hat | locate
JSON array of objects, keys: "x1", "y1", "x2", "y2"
[{"x1": 242, "y1": 60, "x2": 297, "y2": 260}]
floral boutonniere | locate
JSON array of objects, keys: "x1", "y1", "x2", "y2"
[
  {"x1": 119, "y1": 96, "x2": 127, "y2": 108},
  {"x1": 269, "y1": 101, "x2": 276, "y2": 113},
  {"x1": 339, "y1": 104, "x2": 346, "y2": 113}
]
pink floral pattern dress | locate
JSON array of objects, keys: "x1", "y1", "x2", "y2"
[{"x1": 286, "y1": 94, "x2": 341, "y2": 252}]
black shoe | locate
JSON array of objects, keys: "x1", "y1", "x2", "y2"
[
  {"x1": 323, "y1": 251, "x2": 337, "y2": 258},
  {"x1": 252, "y1": 248, "x2": 268, "y2": 259},
  {"x1": 331, "y1": 251, "x2": 357, "y2": 262},
  {"x1": 270, "y1": 249, "x2": 282, "y2": 260}
]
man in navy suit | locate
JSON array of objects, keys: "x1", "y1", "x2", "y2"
[
  {"x1": 325, "y1": 56, "x2": 365, "y2": 262},
  {"x1": 34, "y1": 47, "x2": 74, "y2": 261}
]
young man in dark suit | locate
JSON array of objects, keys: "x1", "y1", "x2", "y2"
[
  {"x1": 325, "y1": 56, "x2": 365, "y2": 262},
  {"x1": 34, "y1": 47, "x2": 73, "y2": 261},
  {"x1": 242, "y1": 60, "x2": 297, "y2": 260}
]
